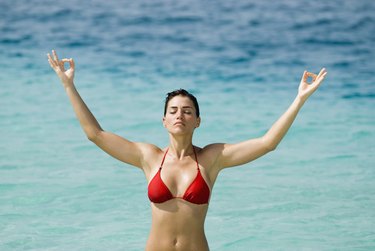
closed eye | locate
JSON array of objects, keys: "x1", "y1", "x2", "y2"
[
  {"x1": 168, "y1": 106, "x2": 193, "y2": 115},
  {"x1": 169, "y1": 108, "x2": 177, "y2": 114}
]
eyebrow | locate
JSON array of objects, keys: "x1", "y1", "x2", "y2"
[{"x1": 169, "y1": 106, "x2": 193, "y2": 109}]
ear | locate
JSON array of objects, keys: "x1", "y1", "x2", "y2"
[
  {"x1": 195, "y1": 117, "x2": 201, "y2": 128},
  {"x1": 162, "y1": 117, "x2": 166, "y2": 127}
]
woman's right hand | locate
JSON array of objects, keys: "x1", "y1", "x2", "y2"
[{"x1": 47, "y1": 50, "x2": 75, "y2": 88}]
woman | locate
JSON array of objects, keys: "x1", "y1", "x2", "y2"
[{"x1": 47, "y1": 50, "x2": 327, "y2": 251}]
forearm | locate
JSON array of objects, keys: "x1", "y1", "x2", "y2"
[
  {"x1": 262, "y1": 95, "x2": 305, "y2": 150},
  {"x1": 64, "y1": 83, "x2": 103, "y2": 139}
]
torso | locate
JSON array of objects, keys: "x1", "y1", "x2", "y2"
[
  {"x1": 143, "y1": 146, "x2": 220, "y2": 251},
  {"x1": 146, "y1": 201, "x2": 209, "y2": 251}
]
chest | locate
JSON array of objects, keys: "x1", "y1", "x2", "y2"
[{"x1": 159, "y1": 159, "x2": 209, "y2": 194}]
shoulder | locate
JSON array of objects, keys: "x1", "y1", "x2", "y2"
[
  {"x1": 137, "y1": 142, "x2": 162, "y2": 155},
  {"x1": 194, "y1": 143, "x2": 226, "y2": 184},
  {"x1": 200, "y1": 143, "x2": 225, "y2": 156},
  {"x1": 196, "y1": 143, "x2": 225, "y2": 169},
  {"x1": 136, "y1": 143, "x2": 166, "y2": 171},
  {"x1": 203, "y1": 143, "x2": 228, "y2": 154}
]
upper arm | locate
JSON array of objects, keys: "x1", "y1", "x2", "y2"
[
  {"x1": 89, "y1": 130, "x2": 159, "y2": 169},
  {"x1": 213, "y1": 136, "x2": 273, "y2": 170}
]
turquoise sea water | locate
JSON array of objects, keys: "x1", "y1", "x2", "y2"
[{"x1": 1, "y1": 0, "x2": 374, "y2": 250}]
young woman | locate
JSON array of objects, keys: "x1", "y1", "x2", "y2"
[{"x1": 47, "y1": 50, "x2": 327, "y2": 251}]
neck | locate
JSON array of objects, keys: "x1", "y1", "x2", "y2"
[{"x1": 168, "y1": 134, "x2": 194, "y2": 159}]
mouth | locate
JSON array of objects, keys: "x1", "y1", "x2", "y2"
[{"x1": 174, "y1": 122, "x2": 185, "y2": 126}]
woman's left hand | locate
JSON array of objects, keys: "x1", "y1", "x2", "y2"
[{"x1": 298, "y1": 68, "x2": 327, "y2": 102}]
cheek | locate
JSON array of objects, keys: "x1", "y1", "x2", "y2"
[{"x1": 163, "y1": 116, "x2": 173, "y2": 125}]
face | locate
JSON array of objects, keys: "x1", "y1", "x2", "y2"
[{"x1": 163, "y1": 95, "x2": 201, "y2": 135}]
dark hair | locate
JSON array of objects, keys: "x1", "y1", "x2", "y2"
[{"x1": 164, "y1": 89, "x2": 200, "y2": 117}]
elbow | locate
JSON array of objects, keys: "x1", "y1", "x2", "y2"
[
  {"x1": 87, "y1": 134, "x2": 96, "y2": 142},
  {"x1": 86, "y1": 129, "x2": 102, "y2": 142},
  {"x1": 261, "y1": 137, "x2": 277, "y2": 152},
  {"x1": 265, "y1": 143, "x2": 277, "y2": 152}
]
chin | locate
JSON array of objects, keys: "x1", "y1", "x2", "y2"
[{"x1": 168, "y1": 129, "x2": 193, "y2": 136}]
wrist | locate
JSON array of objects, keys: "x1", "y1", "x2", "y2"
[
  {"x1": 295, "y1": 95, "x2": 306, "y2": 107},
  {"x1": 63, "y1": 81, "x2": 75, "y2": 90}
]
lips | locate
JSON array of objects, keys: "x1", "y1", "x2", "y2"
[{"x1": 174, "y1": 122, "x2": 185, "y2": 126}]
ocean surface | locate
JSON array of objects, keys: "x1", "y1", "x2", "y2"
[{"x1": 1, "y1": 0, "x2": 374, "y2": 250}]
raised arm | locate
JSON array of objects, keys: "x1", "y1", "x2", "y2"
[
  {"x1": 47, "y1": 50, "x2": 155, "y2": 169},
  {"x1": 211, "y1": 68, "x2": 328, "y2": 170}
]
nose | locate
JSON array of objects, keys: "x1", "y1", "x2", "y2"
[{"x1": 176, "y1": 109, "x2": 184, "y2": 119}]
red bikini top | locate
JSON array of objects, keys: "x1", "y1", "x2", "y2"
[{"x1": 147, "y1": 147, "x2": 210, "y2": 205}]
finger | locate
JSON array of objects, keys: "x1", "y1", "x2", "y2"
[
  {"x1": 317, "y1": 70, "x2": 328, "y2": 80},
  {"x1": 59, "y1": 60, "x2": 66, "y2": 71},
  {"x1": 70, "y1": 58, "x2": 75, "y2": 70},
  {"x1": 317, "y1": 68, "x2": 326, "y2": 79},
  {"x1": 47, "y1": 53, "x2": 53, "y2": 63},
  {"x1": 61, "y1": 58, "x2": 71, "y2": 71},
  {"x1": 306, "y1": 72, "x2": 318, "y2": 83},
  {"x1": 317, "y1": 71, "x2": 328, "y2": 83},
  {"x1": 62, "y1": 58, "x2": 75, "y2": 70},
  {"x1": 52, "y1": 50, "x2": 59, "y2": 61},
  {"x1": 47, "y1": 53, "x2": 58, "y2": 68},
  {"x1": 313, "y1": 72, "x2": 328, "y2": 88}
]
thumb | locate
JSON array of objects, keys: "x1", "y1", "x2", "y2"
[
  {"x1": 69, "y1": 58, "x2": 75, "y2": 70},
  {"x1": 300, "y1": 70, "x2": 307, "y2": 83},
  {"x1": 61, "y1": 58, "x2": 75, "y2": 71}
]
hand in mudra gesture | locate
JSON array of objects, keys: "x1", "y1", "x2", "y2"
[
  {"x1": 298, "y1": 68, "x2": 327, "y2": 102},
  {"x1": 47, "y1": 50, "x2": 75, "y2": 88}
]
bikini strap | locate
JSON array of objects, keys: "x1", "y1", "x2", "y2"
[
  {"x1": 159, "y1": 148, "x2": 169, "y2": 169},
  {"x1": 192, "y1": 146, "x2": 199, "y2": 170}
]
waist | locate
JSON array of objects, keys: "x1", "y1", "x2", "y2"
[{"x1": 146, "y1": 230, "x2": 209, "y2": 251}]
